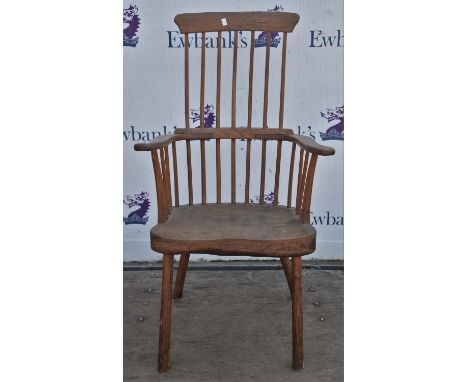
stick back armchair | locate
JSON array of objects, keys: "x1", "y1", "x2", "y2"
[{"x1": 134, "y1": 11, "x2": 335, "y2": 373}]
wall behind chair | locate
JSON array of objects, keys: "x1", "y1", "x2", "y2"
[{"x1": 123, "y1": 0, "x2": 343, "y2": 261}]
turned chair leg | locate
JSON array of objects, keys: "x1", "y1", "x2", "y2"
[
  {"x1": 280, "y1": 257, "x2": 294, "y2": 297},
  {"x1": 173, "y1": 253, "x2": 190, "y2": 299},
  {"x1": 291, "y1": 256, "x2": 304, "y2": 370},
  {"x1": 158, "y1": 254, "x2": 174, "y2": 373}
]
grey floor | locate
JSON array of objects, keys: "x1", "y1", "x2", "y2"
[{"x1": 124, "y1": 262, "x2": 343, "y2": 382}]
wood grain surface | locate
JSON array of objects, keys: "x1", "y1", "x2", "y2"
[
  {"x1": 174, "y1": 12, "x2": 300, "y2": 33},
  {"x1": 151, "y1": 204, "x2": 316, "y2": 257}
]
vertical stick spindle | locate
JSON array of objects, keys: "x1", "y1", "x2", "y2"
[
  {"x1": 287, "y1": 143, "x2": 296, "y2": 208},
  {"x1": 300, "y1": 154, "x2": 318, "y2": 223},
  {"x1": 295, "y1": 149, "x2": 304, "y2": 213},
  {"x1": 216, "y1": 31, "x2": 222, "y2": 203},
  {"x1": 279, "y1": 32, "x2": 288, "y2": 129},
  {"x1": 259, "y1": 32, "x2": 271, "y2": 204},
  {"x1": 200, "y1": 32, "x2": 206, "y2": 204},
  {"x1": 171, "y1": 143, "x2": 179, "y2": 207},
  {"x1": 245, "y1": 31, "x2": 255, "y2": 203},
  {"x1": 231, "y1": 31, "x2": 238, "y2": 204},
  {"x1": 184, "y1": 34, "x2": 193, "y2": 205}
]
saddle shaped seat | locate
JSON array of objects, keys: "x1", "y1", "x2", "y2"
[{"x1": 150, "y1": 204, "x2": 316, "y2": 257}]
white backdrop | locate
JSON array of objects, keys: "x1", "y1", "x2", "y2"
[{"x1": 123, "y1": 0, "x2": 343, "y2": 261}]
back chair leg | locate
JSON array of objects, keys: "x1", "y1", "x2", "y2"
[
  {"x1": 173, "y1": 253, "x2": 190, "y2": 299},
  {"x1": 280, "y1": 257, "x2": 294, "y2": 297},
  {"x1": 291, "y1": 256, "x2": 304, "y2": 370},
  {"x1": 158, "y1": 254, "x2": 174, "y2": 373}
]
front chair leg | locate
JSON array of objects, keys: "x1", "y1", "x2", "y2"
[
  {"x1": 173, "y1": 253, "x2": 190, "y2": 299},
  {"x1": 291, "y1": 256, "x2": 304, "y2": 370},
  {"x1": 158, "y1": 254, "x2": 174, "y2": 373}
]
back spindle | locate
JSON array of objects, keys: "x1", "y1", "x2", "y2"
[
  {"x1": 200, "y1": 31, "x2": 207, "y2": 204},
  {"x1": 262, "y1": 31, "x2": 271, "y2": 129},
  {"x1": 216, "y1": 31, "x2": 222, "y2": 203},
  {"x1": 171, "y1": 142, "x2": 179, "y2": 207},
  {"x1": 279, "y1": 32, "x2": 288, "y2": 130},
  {"x1": 273, "y1": 32, "x2": 289, "y2": 206},
  {"x1": 259, "y1": 32, "x2": 271, "y2": 204},
  {"x1": 231, "y1": 31, "x2": 238, "y2": 204},
  {"x1": 244, "y1": 30, "x2": 255, "y2": 203},
  {"x1": 184, "y1": 33, "x2": 193, "y2": 205}
]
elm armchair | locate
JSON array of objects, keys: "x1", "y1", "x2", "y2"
[{"x1": 134, "y1": 11, "x2": 335, "y2": 372}]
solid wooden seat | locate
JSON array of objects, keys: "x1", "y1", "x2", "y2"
[{"x1": 151, "y1": 204, "x2": 316, "y2": 257}]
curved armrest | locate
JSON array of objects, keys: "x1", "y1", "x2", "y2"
[
  {"x1": 134, "y1": 134, "x2": 178, "y2": 151},
  {"x1": 287, "y1": 134, "x2": 335, "y2": 156},
  {"x1": 134, "y1": 129, "x2": 335, "y2": 156}
]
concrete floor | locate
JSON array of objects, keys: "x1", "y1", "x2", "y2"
[{"x1": 124, "y1": 262, "x2": 343, "y2": 382}]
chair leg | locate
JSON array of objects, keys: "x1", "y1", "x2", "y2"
[
  {"x1": 280, "y1": 257, "x2": 294, "y2": 297},
  {"x1": 173, "y1": 254, "x2": 190, "y2": 299},
  {"x1": 158, "y1": 254, "x2": 174, "y2": 373},
  {"x1": 291, "y1": 256, "x2": 304, "y2": 370}
]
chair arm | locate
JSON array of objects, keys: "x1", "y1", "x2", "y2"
[
  {"x1": 286, "y1": 134, "x2": 335, "y2": 156},
  {"x1": 134, "y1": 134, "x2": 179, "y2": 151},
  {"x1": 134, "y1": 130, "x2": 335, "y2": 156}
]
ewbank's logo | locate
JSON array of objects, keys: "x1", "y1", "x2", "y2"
[
  {"x1": 309, "y1": 30, "x2": 344, "y2": 48},
  {"x1": 190, "y1": 104, "x2": 216, "y2": 128},
  {"x1": 311, "y1": 212, "x2": 343, "y2": 225},
  {"x1": 123, "y1": 5, "x2": 140, "y2": 47},
  {"x1": 320, "y1": 106, "x2": 344, "y2": 141},
  {"x1": 254, "y1": 6, "x2": 283, "y2": 48},
  {"x1": 123, "y1": 191, "x2": 150, "y2": 225}
]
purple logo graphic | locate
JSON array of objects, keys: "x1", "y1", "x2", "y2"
[
  {"x1": 254, "y1": 6, "x2": 283, "y2": 48},
  {"x1": 190, "y1": 104, "x2": 216, "y2": 128},
  {"x1": 123, "y1": 5, "x2": 140, "y2": 47},
  {"x1": 123, "y1": 191, "x2": 150, "y2": 225},
  {"x1": 319, "y1": 106, "x2": 344, "y2": 141},
  {"x1": 250, "y1": 191, "x2": 275, "y2": 205}
]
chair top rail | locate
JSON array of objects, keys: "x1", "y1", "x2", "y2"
[{"x1": 174, "y1": 12, "x2": 300, "y2": 33}]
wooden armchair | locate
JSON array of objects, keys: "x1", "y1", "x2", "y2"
[{"x1": 134, "y1": 11, "x2": 335, "y2": 372}]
